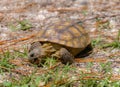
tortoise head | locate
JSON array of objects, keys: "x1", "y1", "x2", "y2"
[{"x1": 28, "y1": 42, "x2": 45, "y2": 64}]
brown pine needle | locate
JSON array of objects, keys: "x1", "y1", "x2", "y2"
[
  {"x1": 0, "y1": 33, "x2": 36, "y2": 45},
  {"x1": 36, "y1": 62, "x2": 61, "y2": 75},
  {"x1": 44, "y1": 77, "x2": 68, "y2": 87},
  {"x1": 48, "y1": 6, "x2": 88, "y2": 13},
  {"x1": 75, "y1": 58, "x2": 107, "y2": 63},
  {"x1": 0, "y1": 33, "x2": 37, "y2": 52}
]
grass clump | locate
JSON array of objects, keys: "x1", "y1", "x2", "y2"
[
  {"x1": 0, "y1": 48, "x2": 120, "y2": 87},
  {"x1": 0, "y1": 51, "x2": 15, "y2": 71},
  {"x1": 91, "y1": 37, "x2": 102, "y2": 47},
  {"x1": 9, "y1": 19, "x2": 32, "y2": 31},
  {"x1": 102, "y1": 30, "x2": 120, "y2": 48}
]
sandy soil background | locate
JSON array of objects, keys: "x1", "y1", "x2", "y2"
[{"x1": 0, "y1": 0, "x2": 120, "y2": 85}]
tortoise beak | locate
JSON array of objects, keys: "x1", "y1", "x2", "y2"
[
  {"x1": 28, "y1": 43, "x2": 46, "y2": 65},
  {"x1": 28, "y1": 48, "x2": 42, "y2": 63},
  {"x1": 28, "y1": 52, "x2": 39, "y2": 63}
]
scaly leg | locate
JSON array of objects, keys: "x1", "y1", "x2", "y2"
[{"x1": 60, "y1": 48, "x2": 74, "y2": 64}]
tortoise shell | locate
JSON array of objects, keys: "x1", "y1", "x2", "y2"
[{"x1": 34, "y1": 21, "x2": 90, "y2": 49}]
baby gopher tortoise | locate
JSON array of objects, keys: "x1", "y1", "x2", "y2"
[{"x1": 28, "y1": 21, "x2": 92, "y2": 65}]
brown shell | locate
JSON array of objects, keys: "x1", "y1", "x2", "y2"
[{"x1": 35, "y1": 21, "x2": 90, "y2": 48}]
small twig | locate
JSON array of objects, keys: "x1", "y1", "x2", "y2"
[
  {"x1": 0, "y1": 65, "x2": 10, "y2": 71},
  {"x1": 0, "y1": 2, "x2": 37, "y2": 13},
  {"x1": 80, "y1": 14, "x2": 120, "y2": 23},
  {"x1": 48, "y1": 6, "x2": 88, "y2": 13},
  {"x1": 0, "y1": 32, "x2": 37, "y2": 52},
  {"x1": 0, "y1": 33, "x2": 36, "y2": 45},
  {"x1": 75, "y1": 58, "x2": 107, "y2": 63},
  {"x1": 36, "y1": 62, "x2": 61, "y2": 75},
  {"x1": 44, "y1": 77, "x2": 68, "y2": 87},
  {"x1": 0, "y1": 65, "x2": 29, "y2": 76}
]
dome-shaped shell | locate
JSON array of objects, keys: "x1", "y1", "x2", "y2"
[{"x1": 35, "y1": 21, "x2": 90, "y2": 48}]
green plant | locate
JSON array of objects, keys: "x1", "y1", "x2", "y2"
[
  {"x1": 0, "y1": 51, "x2": 15, "y2": 71},
  {"x1": 91, "y1": 37, "x2": 102, "y2": 47},
  {"x1": 102, "y1": 30, "x2": 120, "y2": 48},
  {"x1": 95, "y1": 18, "x2": 111, "y2": 30},
  {"x1": 0, "y1": 47, "x2": 120, "y2": 87},
  {"x1": 9, "y1": 19, "x2": 32, "y2": 31},
  {"x1": 100, "y1": 62, "x2": 112, "y2": 74}
]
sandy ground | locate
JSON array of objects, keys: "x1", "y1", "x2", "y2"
[{"x1": 0, "y1": 0, "x2": 120, "y2": 85}]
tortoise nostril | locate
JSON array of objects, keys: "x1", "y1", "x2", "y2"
[{"x1": 30, "y1": 53, "x2": 34, "y2": 57}]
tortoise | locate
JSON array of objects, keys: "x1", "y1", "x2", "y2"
[{"x1": 28, "y1": 21, "x2": 92, "y2": 65}]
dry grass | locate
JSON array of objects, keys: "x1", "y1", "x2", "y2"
[{"x1": 0, "y1": 0, "x2": 120, "y2": 86}]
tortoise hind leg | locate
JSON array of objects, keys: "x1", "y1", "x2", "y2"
[{"x1": 60, "y1": 48, "x2": 74, "y2": 64}]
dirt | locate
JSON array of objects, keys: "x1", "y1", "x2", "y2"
[{"x1": 0, "y1": 0, "x2": 120, "y2": 84}]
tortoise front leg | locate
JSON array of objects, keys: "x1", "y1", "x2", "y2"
[{"x1": 60, "y1": 48, "x2": 74, "y2": 64}]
